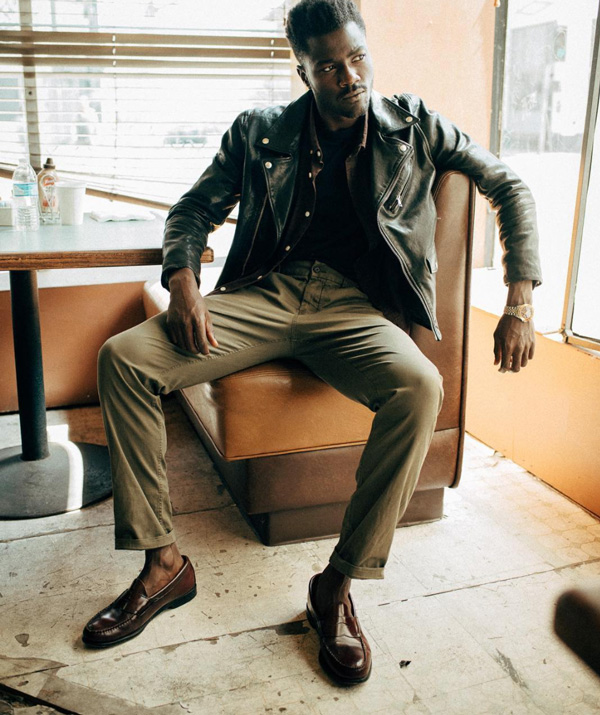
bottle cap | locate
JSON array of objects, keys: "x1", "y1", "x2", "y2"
[{"x1": 43, "y1": 158, "x2": 55, "y2": 169}]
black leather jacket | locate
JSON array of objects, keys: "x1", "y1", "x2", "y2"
[{"x1": 163, "y1": 90, "x2": 542, "y2": 340}]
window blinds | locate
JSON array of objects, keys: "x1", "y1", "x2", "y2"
[{"x1": 0, "y1": 0, "x2": 292, "y2": 205}]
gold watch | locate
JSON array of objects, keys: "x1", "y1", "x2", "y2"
[{"x1": 503, "y1": 304, "x2": 534, "y2": 322}]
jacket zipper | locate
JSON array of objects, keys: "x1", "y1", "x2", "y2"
[
  {"x1": 378, "y1": 151, "x2": 441, "y2": 340},
  {"x1": 385, "y1": 165, "x2": 411, "y2": 213}
]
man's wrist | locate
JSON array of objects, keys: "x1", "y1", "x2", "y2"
[
  {"x1": 506, "y1": 280, "x2": 534, "y2": 306},
  {"x1": 168, "y1": 267, "x2": 198, "y2": 290}
]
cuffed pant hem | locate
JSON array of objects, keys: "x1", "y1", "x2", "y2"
[
  {"x1": 329, "y1": 550, "x2": 385, "y2": 580},
  {"x1": 115, "y1": 531, "x2": 176, "y2": 551}
]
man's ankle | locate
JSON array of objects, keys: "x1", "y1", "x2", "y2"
[
  {"x1": 316, "y1": 565, "x2": 351, "y2": 607},
  {"x1": 144, "y1": 543, "x2": 183, "y2": 573}
]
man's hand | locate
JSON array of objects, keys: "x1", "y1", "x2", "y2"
[
  {"x1": 166, "y1": 268, "x2": 218, "y2": 355},
  {"x1": 493, "y1": 316, "x2": 535, "y2": 373},
  {"x1": 493, "y1": 280, "x2": 535, "y2": 373}
]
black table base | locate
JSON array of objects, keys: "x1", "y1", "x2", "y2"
[
  {"x1": 4, "y1": 270, "x2": 112, "y2": 519},
  {"x1": 0, "y1": 442, "x2": 112, "y2": 518}
]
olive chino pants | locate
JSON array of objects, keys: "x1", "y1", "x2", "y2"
[{"x1": 98, "y1": 260, "x2": 443, "y2": 580}]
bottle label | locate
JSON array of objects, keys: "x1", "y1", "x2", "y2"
[
  {"x1": 14, "y1": 182, "x2": 38, "y2": 197},
  {"x1": 39, "y1": 175, "x2": 57, "y2": 210}
]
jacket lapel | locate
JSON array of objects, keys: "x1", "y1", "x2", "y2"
[
  {"x1": 253, "y1": 90, "x2": 418, "y2": 240},
  {"x1": 369, "y1": 91, "x2": 418, "y2": 213},
  {"x1": 256, "y1": 92, "x2": 312, "y2": 240}
]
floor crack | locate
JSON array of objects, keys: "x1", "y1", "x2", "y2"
[{"x1": 377, "y1": 557, "x2": 600, "y2": 606}]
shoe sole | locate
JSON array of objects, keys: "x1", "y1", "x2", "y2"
[
  {"x1": 306, "y1": 605, "x2": 372, "y2": 686},
  {"x1": 82, "y1": 584, "x2": 197, "y2": 649}
]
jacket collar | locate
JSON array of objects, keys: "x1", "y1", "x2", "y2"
[
  {"x1": 369, "y1": 90, "x2": 419, "y2": 136},
  {"x1": 256, "y1": 89, "x2": 419, "y2": 154},
  {"x1": 256, "y1": 91, "x2": 312, "y2": 155}
]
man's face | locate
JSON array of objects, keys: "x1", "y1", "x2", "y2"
[{"x1": 297, "y1": 21, "x2": 373, "y2": 132}]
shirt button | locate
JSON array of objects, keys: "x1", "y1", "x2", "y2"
[
  {"x1": 265, "y1": 161, "x2": 272, "y2": 169},
  {"x1": 308, "y1": 172, "x2": 312, "y2": 179},
  {"x1": 406, "y1": 116, "x2": 413, "y2": 123},
  {"x1": 257, "y1": 275, "x2": 263, "y2": 280},
  {"x1": 316, "y1": 150, "x2": 321, "y2": 157},
  {"x1": 262, "y1": 137, "x2": 269, "y2": 144},
  {"x1": 400, "y1": 145, "x2": 408, "y2": 152},
  {"x1": 284, "y1": 245, "x2": 291, "y2": 251},
  {"x1": 220, "y1": 286, "x2": 227, "y2": 292},
  {"x1": 313, "y1": 266, "x2": 320, "y2": 273},
  {"x1": 309, "y1": 149, "x2": 313, "y2": 155},
  {"x1": 304, "y1": 210, "x2": 311, "y2": 217}
]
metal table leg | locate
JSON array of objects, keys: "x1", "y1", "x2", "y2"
[{"x1": 0, "y1": 270, "x2": 112, "y2": 518}]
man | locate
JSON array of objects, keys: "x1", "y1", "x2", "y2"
[{"x1": 82, "y1": 0, "x2": 541, "y2": 685}]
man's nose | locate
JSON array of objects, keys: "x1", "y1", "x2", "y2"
[{"x1": 339, "y1": 63, "x2": 360, "y2": 87}]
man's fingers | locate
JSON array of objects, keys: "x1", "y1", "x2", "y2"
[
  {"x1": 167, "y1": 320, "x2": 185, "y2": 351},
  {"x1": 529, "y1": 340, "x2": 535, "y2": 361},
  {"x1": 206, "y1": 316, "x2": 219, "y2": 348},
  {"x1": 181, "y1": 318, "x2": 198, "y2": 353},
  {"x1": 166, "y1": 290, "x2": 215, "y2": 355},
  {"x1": 510, "y1": 350, "x2": 523, "y2": 373},
  {"x1": 192, "y1": 311, "x2": 216, "y2": 355},
  {"x1": 195, "y1": 327, "x2": 210, "y2": 355},
  {"x1": 493, "y1": 336, "x2": 502, "y2": 366},
  {"x1": 500, "y1": 347, "x2": 513, "y2": 372}
]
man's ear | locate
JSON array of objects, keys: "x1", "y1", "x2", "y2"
[{"x1": 296, "y1": 65, "x2": 310, "y2": 88}]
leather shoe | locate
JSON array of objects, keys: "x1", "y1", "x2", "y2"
[
  {"x1": 306, "y1": 573, "x2": 372, "y2": 684},
  {"x1": 82, "y1": 555, "x2": 196, "y2": 648}
]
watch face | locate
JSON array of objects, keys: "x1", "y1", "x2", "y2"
[{"x1": 522, "y1": 305, "x2": 534, "y2": 321}]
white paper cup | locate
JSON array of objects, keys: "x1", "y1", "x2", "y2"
[{"x1": 56, "y1": 181, "x2": 86, "y2": 225}]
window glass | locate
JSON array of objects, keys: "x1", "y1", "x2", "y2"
[
  {"x1": 571, "y1": 103, "x2": 600, "y2": 340},
  {"x1": 0, "y1": 0, "x2": 287, "y2": 33},
  {"x1": 0, "y1": 0, "x2": 291, "y2": 204},
  {"x1": 499, "y1": 0, "x2": 597, "y2": 332}
]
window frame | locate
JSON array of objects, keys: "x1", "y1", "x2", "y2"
[
  {"x1": 562, "y1": 1, "x2": 600, "y2": 351},
  {"x1": 491, "y1": 0, "x2": 600, "y2": 350}
]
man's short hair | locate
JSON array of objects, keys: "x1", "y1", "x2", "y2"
[{"x1": 285, "y1": 0, "x2": 366, "y2": 61}]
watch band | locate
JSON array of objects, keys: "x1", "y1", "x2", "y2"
[{"x1": 504, "y1": 304, "x2": 534, "y2": 322}]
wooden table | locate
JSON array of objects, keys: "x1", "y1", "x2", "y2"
[{"x1": 0, "y1": 215, "x2": 213, "y2": 518}]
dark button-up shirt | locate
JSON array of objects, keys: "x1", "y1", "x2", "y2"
[
  {"x1": 236, "y1": 99, "x2": 371, "y2": 283},
  {"x1": 281, "y1": 102, "x2": 369, "y2": 280}
]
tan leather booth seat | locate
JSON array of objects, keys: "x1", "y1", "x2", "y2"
[{"x1": 144, "y1": 171, "x2": 475, "y2": 545}]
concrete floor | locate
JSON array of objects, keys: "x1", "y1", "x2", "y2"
[{"x1": 1, "y1": 398, "x2": 600, "y2": 714}]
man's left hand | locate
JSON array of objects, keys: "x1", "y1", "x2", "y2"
[
  {"x1": 493, "y1": 280, "x2": 535, "y2": 373},
  {"x1": 493, "y1": 315, "x2": 535, "y2": 373}
]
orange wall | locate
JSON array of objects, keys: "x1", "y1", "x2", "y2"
[
  {"x1": 467, "y1": 308, "x2": 600, "y2": 515},
  {"x1": 0, "y1": 283, "x2": 147, "y2": 412},
  {"x1": 361, "y1": 0, "x2": 495, "y2": 267},
  {"x1": 361, "y1": 0, "x2": 495, "y2": 143}
]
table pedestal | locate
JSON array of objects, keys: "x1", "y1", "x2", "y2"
[
  {"x1": 0, "y1": 442, "x2": 111, "y2": 518},
  {"x1": 1, "y1": 270, "x2": 112, "y2": 519}
]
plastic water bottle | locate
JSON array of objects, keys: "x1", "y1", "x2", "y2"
[{"x1": 12, "y1": 158, "x2": 40, "y2": 230}]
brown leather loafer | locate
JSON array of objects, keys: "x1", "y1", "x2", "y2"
[
  {"x1": 306, "y1": 573, "x2": 372, "y2": 685},
  {"x1": 82, "y1": 555, "x2": 196, "y2": 648}
]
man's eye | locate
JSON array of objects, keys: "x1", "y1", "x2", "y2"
[
  {"x1": 353, "y1": 54, "x2": 365, "y2": 62},
  {"x1": 321, "y1": 65, "x2": 335, "y2": 73}
]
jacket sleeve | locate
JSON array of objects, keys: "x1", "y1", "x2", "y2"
[
  {"x1": 161, "y1": 111, "x2": 248, "y2": 290},
  {"x1": 406, "y1": 93, "x2": 542, "y2": 287}
]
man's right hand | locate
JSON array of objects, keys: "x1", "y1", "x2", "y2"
[{"x1": 166, "y1": 268, "x2": 219, "y2": 355}]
